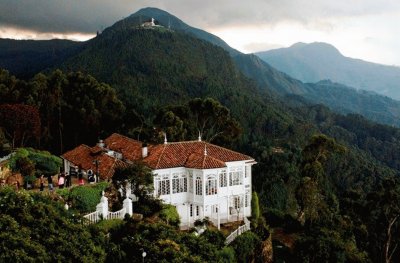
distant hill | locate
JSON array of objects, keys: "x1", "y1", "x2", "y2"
[
  {"x1": 0, "y1": 38, "x2": 83, "y2": 78},
  {"x1": 256, "y1": 42, "x2": 400, "y2": 100},
  {"x1": 2, "y1": 8, "x2": 400, "y2": 127}
]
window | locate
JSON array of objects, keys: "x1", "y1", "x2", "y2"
[
  {"x1": 206, "y1": 175, "x2": 217, "y2": 195},
  {"x1": 219, "y1": 170, "x2": 227, "y2": 187},
  {"x1": 172, "y1": 173, "x2": 187, "y2": 194},
  {"x1": 245, "y1": 166, "x2": 251, "y2": 178},
  {"x1": 195, "y1": 176, "x2": 202, "y2": 195},
  {"x1": 230, "y1": 196, "x2": 241, "y2": 215},
  {"x1": 155, "y1": 175, "x2": 170, "y2": 196},
  {"x1": 196, "y1": 206, "x2": 200, "y2": 216},
  {"x1": 245, "y1": 191, "x2": 250, "y2": 207},
  {"x1": 188, "y1": 171, "x2": 193, "y2": 193},
  {"x1": 190, "y1": 204, "x2": 193, "y2": 217},
  {"x1": 229, "y1": 167, "x2": 243, "y2": 186}
]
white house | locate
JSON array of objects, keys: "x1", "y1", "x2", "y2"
[{"x1": 61, "y1": 133, "x2": 256, "y2": 229}]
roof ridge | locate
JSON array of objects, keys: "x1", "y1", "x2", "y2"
[
  {"x1": 159, "y1": 140, "x2": 201, "y2": 145},
  {"x1": 205, "y1": 141, "x2": 253, "y2": 160},
  {"x1": 108, "y1": 133, "x2": 142, "y2": 144},
  {"x1": 155, "y1": 143, "x2": 167, "y2": 169}
]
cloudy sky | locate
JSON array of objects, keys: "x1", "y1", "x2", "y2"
[{"x1": 1, "y1": 0, "x2": 400, "y2": 66}]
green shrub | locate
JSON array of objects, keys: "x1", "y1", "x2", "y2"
[
  {"x1": 56, "y1": 182, "x2": 109, "y2": 213},
  {"x1": 159, "y1": 204, "x2": 180, "y2": 227},
  {"x1": 230, "y1": 231, "x2": 261, "y2": 263},
  {"x1": 217, "y1": 246, "x2": 237, "y2": 263},
  {"x1": 9, "y1": 148, "x2": 62, "y2": 176},
  {"x1": 95, "y1": 219, "x2": 125, "y2": 233}
]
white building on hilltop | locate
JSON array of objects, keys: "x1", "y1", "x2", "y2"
[
  {"x1": 61, "y1": 133, "x2": 256, "y2": 229},
  {"x1": 141, "y1": 18, "x2": 156, "y2": 28}
]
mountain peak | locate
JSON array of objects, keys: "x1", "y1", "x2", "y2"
[
  {"x1": 123, "y1": 7, "x2": 240, "y2": 55},
  {"x1": 290, "y1": 42, "x2": 342, "y2": 57}
]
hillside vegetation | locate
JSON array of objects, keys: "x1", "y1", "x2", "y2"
[{"x1": 0, "y1": 7, "x2": 400, "y2": 262}]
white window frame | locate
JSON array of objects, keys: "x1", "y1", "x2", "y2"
[
  {"x1": 205, "y1": 175, "x2": 217, "y2": 195},
  {"x1": 219, "y1": 170, "x2": 227, "y2": 187},
  {"x1": 229, "y1": 167, "x2": 243, "y2": 186},
  {"x1": 195, "y1": 176, "x2": 202, "y2": 196}
]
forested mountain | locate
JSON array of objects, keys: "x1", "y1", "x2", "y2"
[
  {"x1": 0, "y1": 38, "x2": 83, "y2": 78},
  {"x1": 1, "y1": 8, "x2": 400, "y2": 262},
  {"x1": 2, "y1": 8, "x2": 400, "y2": 128},
  {"x1": 256, "y1": 42, "x2": 400, "y2": 99}
]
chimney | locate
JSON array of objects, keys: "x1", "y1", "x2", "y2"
[
  {"x1": 98, "y1": 139, "x2": 105, "y2": 148},
  {"x1": 142, "y1": 143, "x2": 148, "y2": 158}
]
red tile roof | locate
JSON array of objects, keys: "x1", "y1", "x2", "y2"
[
  {"x1": 185, "y1": 153, "x2": 226, "y2": 169},
  {"x1": 62, "y1": 134, "x2": 254, "y2": 176},
  {"x1": 61, "y1": 144, "x2": 125, "y2": 179},
  {"x1": 104, "y1": 133, "x2": 143, "y2": 161},
  {"x1": 143, "y1": 141, "x2": 253, "y2": 170}
]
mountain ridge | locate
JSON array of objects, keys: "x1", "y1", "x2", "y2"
[{"x1": 256, "y1": 42, "x2": 400, "y2": 99}]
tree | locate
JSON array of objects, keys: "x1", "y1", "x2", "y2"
[
  {"x1": 0, "y1": 187, "x2": 106, "y2": 262},
  {"x1": 159, "y1": 204, "x2": 180, "y2": 227},
  {"x1": 296, "y1": 134, "x2": 345, "y2": 224},
  {"x1": 364, "y1": 179, "x2": 400, "y2": 263},
  {"x1": 0, "y1": 104, "x2": 41, "y2": 148},
  {"x1": 251, "y1": 191, "x2": 260, "y2": 222},
  {"x1": 230, "y1": 231, "x2": 261, "y2": 263},
  {"x1": 154, "y1": 98, "x2": 242, "y2": 145},
  {"x1": 8, "y1": 148, "x2": 62, "y2": 176},
  {"x1": 112, "y1": 161, "x2": 153, "y2": 201}
]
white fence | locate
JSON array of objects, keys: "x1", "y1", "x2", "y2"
[
  {"x1": 225, "y1": 217, "x2": 251, "y2": 245},
  {"x1": 107, "y1": 208, "x2": 127, "y2": 220},
  {"x1": 83, "y1": 208, "x2": 127, "y2": 224},
  {"x1": 83, "y1": 192, "x2": 132, "y2": 224}
]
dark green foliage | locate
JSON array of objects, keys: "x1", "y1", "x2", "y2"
[
  {"x1": 0, "y1": 38, "x2": 83, "y2": 79},
  {"x1": 57, "y1": 181, "x2": 109, "y2": 213},
  {"x1": 230, "y1": 231, "x2": 261, "y2": 263},
  {"x1": 0, "y1": 69, "x2": 125, "y2": 154},
  {"x1": 154, "y1": 97, "x2": 242, "y2": 145},
  {"x1": 112, "y1": 161, "x2": 153, "y2": 201},
  {"x1": 0, "y1": 187, "x2": 106, "y2": 262},
  {"x1": 159, "y1": 204, "x2": 180, "y2": 227},
  {"x1": 8, "y1": 147, "x2": 62, "y2": 177},
  {"x1": 106, "y1": 221, "x2": 230, "y2": 263},
  {"x1": 251, "y1": 191, "x2": 260, "y2": 221},
  {"x1": 1, "y1": 9, "x2": 400, "y2": 262}
]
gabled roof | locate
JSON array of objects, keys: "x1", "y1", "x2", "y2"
[
  {"x1": 185, "y1": 153, "x2": 226, "y2": 169},
  {"x1": 143, "y1": 141, "x2": 253, "y2": 170},
  {"x1": 104, "y1": 133, "x2": 143, "y2": 161},
  {"x1": 61, "y1": 144, "x2": 125, "y2": 180},
  {"x1": 62, "y1": 134, "x2": 255, "y2": 175}
]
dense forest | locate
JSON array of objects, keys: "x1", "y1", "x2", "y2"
[{"x1": 1, "y1": 7, "x2": 400, "y2": 263}]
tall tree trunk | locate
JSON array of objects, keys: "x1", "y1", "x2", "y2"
[{"x1": 385, "y1": 215, "x2": 398, "y2": 263}]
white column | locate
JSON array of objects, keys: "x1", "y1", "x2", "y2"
[
  {"x1": 97, "y1": 192, "x2": 109, "y2": 219},
  {"x1": 227, "y1": 196, "x2": 230, "y2": 222},
  {"x1": 217, "y1": 204, "x2": 220, "y2": 230},
  {"x1": 123, "y1": 197, "x2": 133, "y2": 216}
]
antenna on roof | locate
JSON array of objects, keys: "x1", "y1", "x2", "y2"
[
  {"x1": 198, "y1": 131, "x2": 202, "y2": 142},
  {"x1": 164, "y1": 132, "x2": 168, "y2": 144}
]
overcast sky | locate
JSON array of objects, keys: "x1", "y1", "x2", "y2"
[{"x1": 1, "y1": 0, "x2": 400, "y2": 66}]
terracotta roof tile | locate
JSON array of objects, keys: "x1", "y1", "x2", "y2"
[
  {"x1": 144, "y1": 141, "x2": 253, "y2": 169},
  {"x1": 104, "y1": 133, "x2": 143, "y2": 161},
  {"x1": 61, "y1": 144, "x2": 123, "y2": 179},
  {"x1": 62, "y1": 134, "x2": 254, "y2": 176},
  {"x1": 185, "y1": 153, "x2": 226, "y2": 169}
]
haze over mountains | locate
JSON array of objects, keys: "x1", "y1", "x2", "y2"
[
  {"x1": 256, "y1": 42, "x2": 400, "y2": 100},
  {"x1": 1, "y1": 7, "x2": 400, "y2": 127}
]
